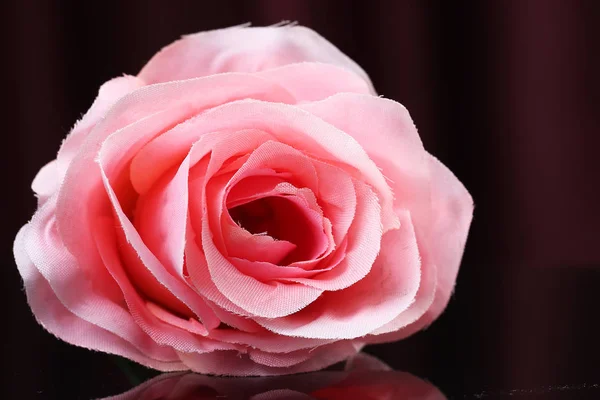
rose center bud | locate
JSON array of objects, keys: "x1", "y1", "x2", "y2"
[{"x1": 228, "y1": 195, "x2": 326, "y2": 265}]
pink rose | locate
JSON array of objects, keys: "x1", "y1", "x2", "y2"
[
  {"x1": 103, "y1": 353, "x2": 446, "y2": 399},
  {"x1": 14, "y1": 25, "x2": 473, "y2": 375}
]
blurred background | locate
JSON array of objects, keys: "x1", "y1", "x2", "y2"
[{"x1": 1, "y1": 1, "x2": 599, "y2": 398}]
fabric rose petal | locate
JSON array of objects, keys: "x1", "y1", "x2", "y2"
[{"x1": 14, "y1": 24, "x2": 473, "y2": 376}]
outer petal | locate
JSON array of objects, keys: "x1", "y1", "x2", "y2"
[
  {"x1": 138, "y1": 25, "x2": 374, "y2": 93},
  {"x1": 56, "y1": 76, "x2": 144, "y2": 181},
  {"x1": 31, "y1": 160, "x2": 59, "y2": 206},
  {"x1": 365, "y1": 239, "x2": 437, "y2": 337},
  {"x1": 14, "y1": 231, "x2": 185, "y2": 372},
  {"x1": 422, "y1": 156, "x2": 473, "y2": 307},
  {"x1": 366, "y1": 155, "x2": 473, "y2": 342},
  {"x1": 14, "y1": 197, "x2": 180, "y2": 367}
]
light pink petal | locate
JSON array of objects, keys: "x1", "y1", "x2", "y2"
[
  {"x1": 301, "y1": 93, "x2": 429, "y2": 231},
  {"x1": 421, "y1": 155, "x2": 473, "y2": 312},
  {"x1": 257, "y1": 62, "x2": 372, "y2": 101},
  {"x1": 309, "y1": 159, "x2": 357, "y2": 246},
  {"x1": 184, "y1": 225, "x2": 253, "y2": 317},
  {"x1": 138, "y1": 25, "x2": 374, "y2": 93},
  {"x1": 31, "y1": 160, "x2": 60, "y2": 206},
  {"x1": 56, "y1": 75, "x2": 144, "y2": 180},
  {"x1": 176, "y1": 341, "x2": 363, "y2": 376},
  {"x1": 367, "y1": 155, "x2": 473, "y2": 341},
  {"x1": 300, "y1": 93, "x2": 424, "y2": 168},
  {"x1": 255, "y1": 212, "x2": 421, "y2": 339},
  {"x1": 366, "y1": 242, "x2": 437, "y2": 337},
  {"x1": 134, "y1": 151, "x2": 191, "y2": 277},
  {"x1": 14, "y1": 197, "x2": 179, "y2": 366}
]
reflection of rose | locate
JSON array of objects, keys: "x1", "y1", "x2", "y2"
[
  {"x1": 103, "y1": 353, "x2": 446, "y2": 400},
  {"x1": 15, "y1": 24, "x2": 473, "y2": 375}
]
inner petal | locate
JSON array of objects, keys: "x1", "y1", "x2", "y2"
[{"x1": 228, "y1": 195, "x2": 326, "y2": 265}]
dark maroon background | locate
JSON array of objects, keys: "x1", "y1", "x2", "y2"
[{"x1": 1, "y1": 1, "x2": 599, "y2": 399}]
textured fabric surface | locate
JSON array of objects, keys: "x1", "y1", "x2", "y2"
[{"x1": 14, "y1": 25, "x2": 473, "y2": 376}]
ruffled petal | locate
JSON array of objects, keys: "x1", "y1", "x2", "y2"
[{"x1": 138, "y1": 25, "x2": 374, "y2": 93}]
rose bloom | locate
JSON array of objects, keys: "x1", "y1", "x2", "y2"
[
  {"x1": 103, "y1": 353, "x2": 446, "y2": 400},
  {"x1": 14, "y1": 25, "x2": 473, "y2": 375}
]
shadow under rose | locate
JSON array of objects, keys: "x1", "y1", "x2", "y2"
[{"x1": 101, "y1": 353, "x2": 445, "y2": 399}]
